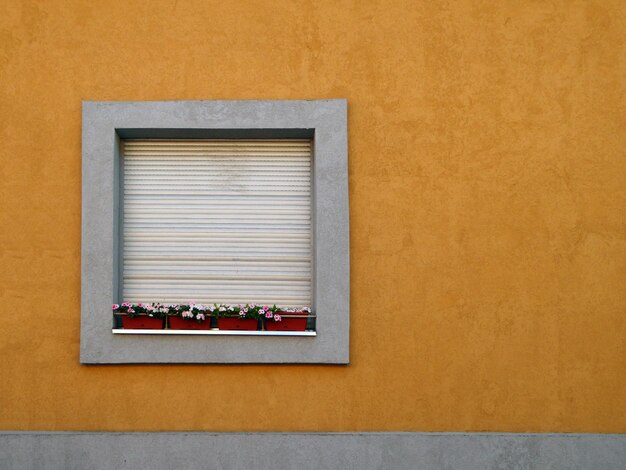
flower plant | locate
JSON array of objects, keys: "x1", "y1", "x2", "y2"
[
  {"x1": 179, "y1": 304, "x2": 211, "y2": 322},
  {"x1": 222, "y1": 304, "x2": 275, "y2": 321},
  {"x1": 265, "y1": 306, "x2": 311, "y2": 322},
  {"x1": 112, "y1": 303, "x2": 311, "y2": 323},
  {"x1": 112, "y1": 302, "x2": 167, "y2": 319}
]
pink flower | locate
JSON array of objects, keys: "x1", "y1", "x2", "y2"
[
  {"x1": 112, "y1": 304, "x2": 119, "y2": 310},
  {"x1": 128, "y1": 308, "x2": 135, "y2": 313},
  {"x1": 197, "y1": 313, "x2": 205, "y2": 321},
  {"x1": 274, "y1": 314, "x2": 281, "y2": 322},
  {"x1": 122, "y1": 302, "x2": 131, "y2": 308},
  {"x1": 265, "y1": 311, "x2": 273, "y2": 318}
]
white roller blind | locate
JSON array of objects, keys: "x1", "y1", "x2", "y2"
[{"x1": 122, "y1": 139, "x2": 312, "y2": 306}]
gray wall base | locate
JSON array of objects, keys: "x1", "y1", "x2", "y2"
[{"x1": 1, "y1": 432, "x2": 624, "y2": 470}]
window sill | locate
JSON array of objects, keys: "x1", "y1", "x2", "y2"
[{"x1": 112, "y1": 329, "x2": 316, "y2": 337}]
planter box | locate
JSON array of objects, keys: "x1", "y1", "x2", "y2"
[
  {"x1": 265, "y1": 311, "x2": 308, "y2": 331},
  {"x1": 217, "y1": 317, "x2": 259, "y2": 331},
  {"x1": 168, "y1": 316, "x2": 212, "y2": 330},
  {"x1": 121, "y1": 315, "x2": 164, "y2": 329}
]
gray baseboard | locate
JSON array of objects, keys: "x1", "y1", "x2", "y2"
[{"x1": 1, "y1": 431, "x2": 624, "y2": 470}]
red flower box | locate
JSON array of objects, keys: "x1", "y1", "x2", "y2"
[
  {"x1": 217, "y1": 317, "x2": 259, "y2": 331},
  {"x1": 265, "y1": 311, "x2": 308, "y2": 331},
  {"x1": 121, "y1": 315, "x2": 164, "y2": 329},
  {"x1": 168, "y1": 316, "x2": 212, "y2": 330}
]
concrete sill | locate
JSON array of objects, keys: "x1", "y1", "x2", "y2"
[{"x1": 112, "y1": 329, "x2": 316, "y2": 337}]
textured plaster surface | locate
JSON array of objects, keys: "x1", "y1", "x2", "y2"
[
  {"x1": 81, "y1": 100, "x2": 349, "y2": 364},
  {"x1": 1, "y1": 432, "x2": 625, "y2": 470},
  {"x1": 0, "y1": 0, "x2": 625, "y2": 432}
]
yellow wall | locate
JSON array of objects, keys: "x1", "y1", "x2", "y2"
[{"x1": 1, "y1": 0, "x2": 624, "y2": 433}]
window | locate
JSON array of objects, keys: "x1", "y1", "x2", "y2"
[
  {"x1": 81, "y1": 100, "x2": 349, "y2": 364},
  {"x1": 121, "y1": 139, "x2": 313, "y2": 308}
]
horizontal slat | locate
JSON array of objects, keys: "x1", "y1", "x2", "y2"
[
  {"x1": 125, "y1": 147, "x2": 311, "y2": 152},
  {"x1": 124, "y1": 140, "x2": 311, "y2": 144},
  {"x1": 124, "y1": 283, "x2": 311, "y2": 291},
  {"x1": 125, "y1": 237, "x2": 309, "y2": 243},
  {"x1": 124, "y1": 232, "x2": 310, "y2": 239},
  {"x1": 124, "y1": 253, "x2": 312, "y2": 259},
  {"x1": 123, "y1": 224, "x2": 310, "y2": 230},
  {"x1": 124, "y1": 211, "x2": 310, "y2": 217},
  {"x1": 125, "y1": 252, "x2": 310, "y2": 258},
  {"x1": 124, "y1": 214, "x2": 310, "y2": 221},
  {"x1": 124, "y1": 220, "x2": 310, "y2": 225},
  {"x1": 124, "y1": 186, "x2": 310, "y2": 191},
  {"x1": 123, "y1": 298, "x2": 311, "y2": 303},
  {"x1": 124, "y1": 289, "x2": 309, "y2": 296},
  {"x1": 125, "y1": 173, "x2": 309, "y2": 179},
  {"x1": 126, "y1": 231, "x2": 310, "y2": 240},
  {"x1": 124, "y1": 197, "x2": 311, "y2": 203},
  {"x1": 124, "y1": 140, "x2": 310, "y2": 148},
  {"x1": 124, "y1": 141, "x2": 311, "y2": 147},
  {"x1": 126, "y1": 283, "x2": 311, "y2": 290},
  {"x1": 125, "y1": 251, "x2": 311, "y2": 257},
  {"x1": 124, "y1": 191, "x2": 309, "y2": 196},
  {"x1": 125, "y1": 262, "x2": 310, "y2": 271},
  {"x1": 125, "y1": 270, "x2": 311, "y2": 277},
  {"x1": 125, "y1": 266, "x2": 310, "y2": 273},
  {"x1": 124, "y1": 158, "x2": 311, "y2": 164},
  {"x1": 124, "y1": 185, "x2": 311, "y2": 190},
  {"x1": 124, "y1": 262, "x2": 311, "y2": 269},
  {"x1": 125, "y1": 272, "x2": 311, "y2": 283},
  {"x1": 124, "y1": 178, "x2": 310, "y2": 185},
  {"x1": 125, "y1": 268, "x2": 310, "y2": 275},
  {"x1": 124, "y1": 166, "x2": 310, "y2": 172},
  {"x1": 124, "y1": 153, "x2": 311, "y2": 158},
  {"x1": 124, "y1": 241, "x2": 310, "y2": 248},
  {"x1": 124, "y1": 280, "x2": 311, "y2": 286},
  {"x1": 123, "y1": 284, "x2": 311, "y2": 291}
]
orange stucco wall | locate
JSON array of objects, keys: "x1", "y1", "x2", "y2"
[{"x1": 1, "y1": 0, "x2": 624, "y2": 433}]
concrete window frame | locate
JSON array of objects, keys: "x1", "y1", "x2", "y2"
[{"x1": 80, "y1": 100, "x2": 349, "y2": 364}]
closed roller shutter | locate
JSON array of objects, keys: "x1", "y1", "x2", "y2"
[{"x1": 122, "y1": 139, "x2": 312, "y2": 307}]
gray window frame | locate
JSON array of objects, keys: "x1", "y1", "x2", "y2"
[{"x1": 80, "y1": 100, "x2": 349, "y2": 364}]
